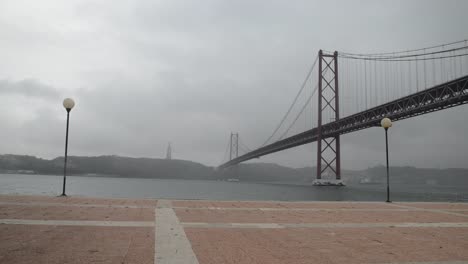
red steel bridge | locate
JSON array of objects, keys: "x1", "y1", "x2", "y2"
[{"x1": 219, "y1": 40, "x2": 468, "y2": 180}]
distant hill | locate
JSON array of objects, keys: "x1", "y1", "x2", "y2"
[
  {"x1": 0, "y1": 154, "x2": 215, "y2": 180},
  {"x1": 0, "y1": 154, "x2": 467, "y2": 186}
]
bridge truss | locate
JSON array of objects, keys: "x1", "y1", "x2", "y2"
[{"x1": 219, "y1": 74, "x2": 468, "y2": 169}]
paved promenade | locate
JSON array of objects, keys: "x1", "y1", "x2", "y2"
[{"x1": 0, "y1": 195, "x2": 467, "y2": 263}]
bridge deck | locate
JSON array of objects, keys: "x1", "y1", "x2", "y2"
[
  {"x1": 0, "y1": 195, "x2": 468, "y2": 263},
  {"x1": 220, "y1": 75, "x2": 468, "y2": 168}
]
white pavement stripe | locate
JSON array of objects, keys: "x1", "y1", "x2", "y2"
[
  {"x1": 170, "y1": 199, "x2": 390, "y2": 204},
  {"x1": 382, "y1": 261, "x2": 468, "y2": 264},
  {"x1": 172, "y1": 206, "x2": 416, "y2": 212},
  {"x1": 0, "y1": 201, "x2": 153, "y2": 209},
  {"x1": 181, "y1": 222, "x2": 468, "y2": 229},
  {"x1": 155, "y1": 208, "x2": 199, "y2": 264},
  {"x1": 0, "y1": 219, "x2": 154, "y2": 227},
  {"x1": 157, "y1": 200, "x2": 173, "y2": 208},
  {"x1": 389, "y1": 203, "x2": 468, "y2": 218},
  {"x1": 171, "y1": 200, "x2": 468, "y2": 207}
]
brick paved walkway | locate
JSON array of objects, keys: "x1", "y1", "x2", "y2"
[{"x1": 0, "y1": 195, "x2": 467, "y2": 263}]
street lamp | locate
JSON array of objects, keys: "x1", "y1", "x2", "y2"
[
  {"x1": 381, "y1": 117, "x2": 392, "y2": 203},
  {"x1": 60, "y1": 98, "x2": 75, "y2": 196}
]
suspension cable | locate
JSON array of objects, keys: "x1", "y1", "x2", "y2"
[
  {"x1": 278, "y1": 83, "x2": 319, "y2": 140},
  {"x1": 261, "y1": 55, "x2": 319, "y2": 147},
  {"x1": 335, "y1": 39, "x2": 467, "y2": 57},
  {"x1": 238, "y1": 137, "x2": 252, "y2": 153},
  {"x1": 220, "y1": 137, "x2": 231, "y2": 164},
  {"x1": 339, "y1": 48, "x2": 468, "y2": 61}
]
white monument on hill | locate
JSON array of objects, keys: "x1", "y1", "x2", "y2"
[{"x1": 166, "y1": 142, "x2": 172, "y2": 160}]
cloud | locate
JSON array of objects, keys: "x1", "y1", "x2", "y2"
[
  {"x1": 0, "y1": 79, "x2": 59, "y2": 99},
  {"x1": 0, "y1": 0, "x2": 467, "y2": 169}
]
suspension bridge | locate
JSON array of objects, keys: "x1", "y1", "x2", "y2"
[{"x1": 219, "y1": 40, "x2": 468, "y2": 182}]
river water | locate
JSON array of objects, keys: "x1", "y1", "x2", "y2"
[{"x1": 0, "y1": 174, "x2": 467, "y2": 202}]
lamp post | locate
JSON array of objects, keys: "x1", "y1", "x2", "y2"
[
  {"x1": 380, "y1": 117, "x2": 392, "y2": 203},
  {"x1": 61, "y1": 98, "x2": 75, "y2": 197}
]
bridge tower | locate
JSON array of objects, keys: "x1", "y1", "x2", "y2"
[
  {"x1": 316, "y1": 50, "x2": 341, "y2": 181},
  {"x1": 229, "y1": 133, "x2": 239, "y2": 160}
]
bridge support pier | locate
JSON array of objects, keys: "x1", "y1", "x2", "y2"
[{"x1": 315, "y1": 50, "x2": 343, "y2": 185}]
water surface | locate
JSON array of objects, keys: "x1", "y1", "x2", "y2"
[{"x1": 0, "y1": 174, "x2": 466, "y2": 202}]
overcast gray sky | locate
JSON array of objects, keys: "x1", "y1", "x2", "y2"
[{"x1": 1, "y1": 0, "x2": 467, "y2": 169}]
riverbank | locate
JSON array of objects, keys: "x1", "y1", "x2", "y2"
[{"x1": 1, "y1": 194, "x2": 468, "y2": 263}]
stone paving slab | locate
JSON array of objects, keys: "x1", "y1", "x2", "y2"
[
  {"x1": 185, "y1": 227, "x2": 468, "y2": 264},
  {"x1": 175, "y1": 208, "x2": 467, "y2": 224},
  {"x1": 155, "y1": 208, "x2": 199, "y2": 264},
  {"x1": 0, "y1": 225, "x2": 154, "y2": 264},
  {"x1": 0, "y1": 204, "x2": 154, "y2": 221}
]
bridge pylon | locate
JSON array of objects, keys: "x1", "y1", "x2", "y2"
[
  {"x1": 316, "y1": 50, "x2": 341, "y2": 182},
  {"x1": 229, "y1": 132, "x2": 239, "y2": 160}
]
